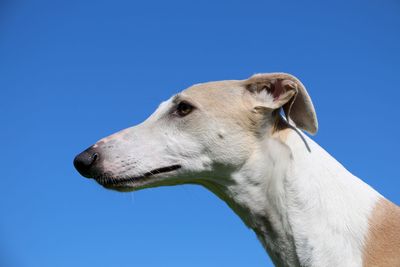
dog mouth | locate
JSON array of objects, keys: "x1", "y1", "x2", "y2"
[{"x1": 95, "y1": 164, "x2": 182, "y2": 189}]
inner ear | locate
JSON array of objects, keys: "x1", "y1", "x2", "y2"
[{"x1": 247, "y1": 78, "x2": 298, "y2": 111}]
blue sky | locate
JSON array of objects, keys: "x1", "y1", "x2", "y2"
[{"x1": 0, "y1": 0, "x2": 399, "y2": 266}]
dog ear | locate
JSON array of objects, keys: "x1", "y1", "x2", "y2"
[{"x1": 245, "y1": 73, "x2": 318, "y2": 135}]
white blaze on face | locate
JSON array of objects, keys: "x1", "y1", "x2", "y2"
[
  {"x1": 90, "y1": 96, "x2": 209, "y2": 184},
  {"x1": 92, "y1": 98, "x2": 181, "y2": 179}
]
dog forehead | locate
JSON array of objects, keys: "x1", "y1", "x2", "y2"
[{"x1": 181, "y1": 80, "x2": 244, "y2": 104}]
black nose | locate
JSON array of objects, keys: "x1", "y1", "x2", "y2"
[{"x1": 73, "y1": 147, "x2": 100, "y2": 178}]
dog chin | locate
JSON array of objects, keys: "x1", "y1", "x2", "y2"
[
  {"x1": 94, "y1": 174, "x2": 173, "y2": 192},
  {"x1": 96, "y1": 177, "x2": 151, "y2": 192},
  {"x1": 101, "y1": 183, "x2": 135, "y2": 192}
]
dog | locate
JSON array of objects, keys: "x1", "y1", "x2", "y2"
[{"x1": 74, "y1": 73, "x2": 400, "y2": 266}]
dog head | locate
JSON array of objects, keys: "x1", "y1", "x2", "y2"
[{"x1": 74, "y1": 73, "x2": 317, "y2": 191}]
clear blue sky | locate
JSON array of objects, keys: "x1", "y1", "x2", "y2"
[{"x1": 0, "y1": 1, "x2": 399, "y2": 266}]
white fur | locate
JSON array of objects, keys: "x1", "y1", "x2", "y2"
[{"x1": 222, "y1": 132, "x2": 380, "y2": 266}]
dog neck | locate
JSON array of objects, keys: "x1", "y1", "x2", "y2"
[{"x1": 202, "y1": 125, "x2": 380, "y2": 266}]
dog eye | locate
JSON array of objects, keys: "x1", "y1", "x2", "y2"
[{"x1": 175, "y1": 101, "x2": 194, "y2": 117}]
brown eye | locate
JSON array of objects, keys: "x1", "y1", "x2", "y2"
[{"x1": 175, "y1": 101, "x2": 194, "y2": 117}]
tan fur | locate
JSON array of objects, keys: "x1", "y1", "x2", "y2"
[
  {"x1": 182, "y1": 79, "x2": 303, "y2": 139},
  {"x1": 363, "y1": 198, "x2": 400, "y2": 267},
  {"x1": 181, "y1": 80, "x2": 245, "y2": 115},
  {"x1": 181, "y1": 80, "x2": 267, "y2": 135},
  {"x1": 272, "y1": 116, "x2": 293, "y2": 143},
  {"x1": 274, "y1": 126, "x2": 292, "y2": 143}
]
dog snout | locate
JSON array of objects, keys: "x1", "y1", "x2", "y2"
[{"x1": 73, "y1": 146, "x2": 101, "y2": 178}]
